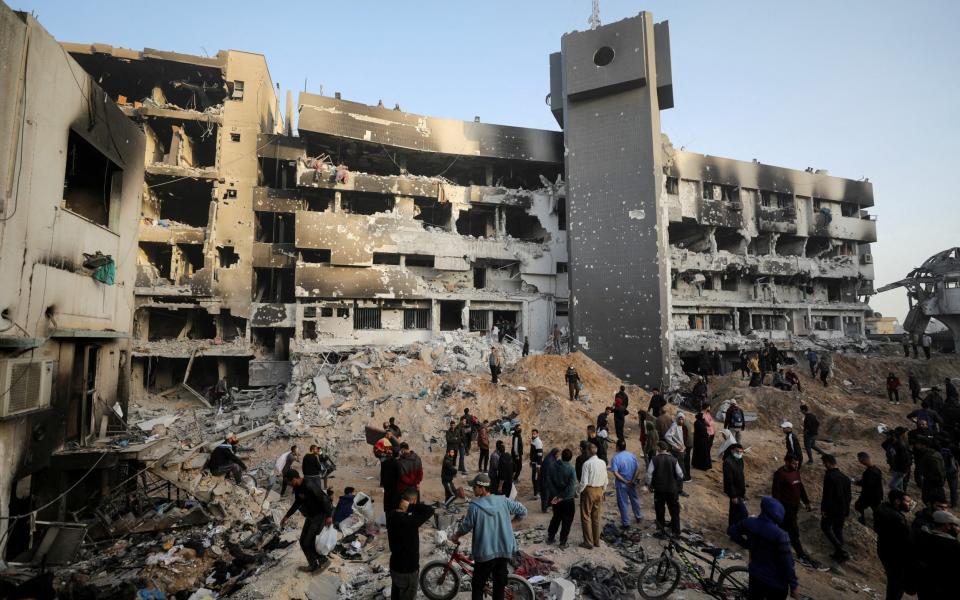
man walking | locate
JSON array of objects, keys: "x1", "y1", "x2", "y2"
[
  {"x1": 387, "y1": 489, "x2": 435, "y2": 600},
  {"x1": 820, "y1": 454, "x2": 852, "y2": 562},
  {"x1": 489, "y1": 346, "x2": 502, "y2": 384},
  {"x1": 450, "y1": 474, "x2": 527, "y2": 600},
  {"x1": 445, "y1": 420, "x2": 461, "y2": 468},
  {"x1": 873, "y1": 490, "x2": 914, "y2": 600},
  {"x1": 646, "y1": 441, "x2": 684, "y2": 537},
  {"x1": 609, "y1": 439, "x2": 643, "y2": 529},
  {"x1": 442, "y1": 448, "x2": 458, "y2": 502},
  {"x1": 799, "y1": 405, "x2": 823, "y2": 464},
  {"x1": 724, "y1": 400, "x2": 746, "y2": 443},
  {"x1": 723, "y1": 442, "x2": 748, "y2": 527},
  {"x1": 648, "y1": 387, "x2": 666, "y2": 418},
  {"x1": 457, "y1": 417, "x2": 472, "y2": 474},
  {"x1": 275, "y1": 445, "x2": 299, "y2": 497},
  {"x1": 565, "y1": 365, "x2": 582, "y2": 402},
  {"x1": 577, "y1": 443, "x2": 608, "y2": 549},
  {"x1": 728, "y1": 496, "x2": 800, "y2": 600},
  {"x1": 477, "y1": 421, "x2": 490, "y2": 473},
  {"x1": 781, "y1": 422, "x2": 804, "y2": 469},
  {"x1": 805, "y1": 348, "x2": 819, "y2": 378},
  {"x1": 854, "y1": 452, "x2": 885, "y2": 525},
  {"x1": 529, "y1": 429, "x2": 543, "y2": 499},
  {"x1": 921, "y1": 333, "x2": 932, "y2": 359},
  {"x1": 613, "y1": 385, "x2": 629, "y2": 440},
  {"x1": 771, "y1": 454, "x2": 813, "y2": 563},
  {"x1": 280, "y1": 469, "x2": 333, "y2": 573},
  {"x1": 511, "y1": 424, "x2": 524, "y2": 483},
  {"x1": 495, "y1": 441, "x2": 514, "y2": 498},
  {"x1": 547, "y1": 448, "x2": 577, "y2": 548}
]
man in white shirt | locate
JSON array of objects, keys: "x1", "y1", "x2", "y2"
[
  {"x1": 275, "y1": 445, "x2": 300, "y2": 497},
  {"x1": 577, "y1": 443, "x2": 609, "y2": 549},
  {"x1": 921, "y1": 334, "x2": 932, "y2": 359}
]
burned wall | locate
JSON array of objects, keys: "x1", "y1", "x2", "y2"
[{"x1": 554, "y1": 13, "x2": 672, "y2": 385}]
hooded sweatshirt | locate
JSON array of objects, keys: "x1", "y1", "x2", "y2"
[
  {"x1": 665, "y1": 414, "x2": 687, "y2": 452},
  {"x1": 728, "y1": 496, "x2": 798, "y2": 593},
  {"x1": 455, "y1": 494, "x2": 527, "y2": 563}
]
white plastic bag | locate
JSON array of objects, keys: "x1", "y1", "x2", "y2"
[
  {"x1": 354, "y1": 492, "x2": 374, "y2": 521},
  {"x1": 315, "y1": 525, "x2": 338, "y2": 556},
  {"x1": 508, "y1": 485, "x2": 517, "y2": 501}
]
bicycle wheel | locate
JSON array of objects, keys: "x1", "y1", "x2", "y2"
[
  {"x1": 716, "y1": 565, "x2": 750, "y2": 600},
  {"x1": 419, "y1": 561, "x2": 461, "y2": 600},
  {"x1": 637, "y1": 556, "x2": 681, "y2": 599},
  {"x1": 503, "y1": 574, "x2": 536, "y2": 600}
]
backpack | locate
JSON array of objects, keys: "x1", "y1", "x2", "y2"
[{"x1": 729, "y1": 407, "x2": 744, "y2": 428}]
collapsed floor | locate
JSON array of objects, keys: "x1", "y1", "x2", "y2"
[{"x1": 2, "y1": 336, "x2": 958, "y2": 599}]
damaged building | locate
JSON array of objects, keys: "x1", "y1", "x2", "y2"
[
  {"x1": 57, "y1": 11, "x2": 876, "y2": 390},
  {"x1": 0, "y1": 6, "x2": 145, "y2": 559},
  {"x1": 550, "y1": 12, "x2": 876, "y2": 382},
  {"x1": 59, "y1": 42, "x2": 286, "y2": 394},
  {"x1": 59, "y1": 42, "x2": 571, "y2": 392}
]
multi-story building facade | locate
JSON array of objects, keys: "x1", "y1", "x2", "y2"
[
  {"x1": 59, "y1": 11, "x2": 876, "y2": 392},
  {"x1": 61, "y1": 43, "x2": 284, "y2": 393},
  {"x1": 0, "y1": 4, "x2": 144, "y2": 558}
]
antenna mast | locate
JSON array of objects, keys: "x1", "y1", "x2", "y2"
[{"x1": 588, "y1": 0, "x2": 601, "y2": 30}]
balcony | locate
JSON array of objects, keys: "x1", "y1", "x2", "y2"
[{"x1": 810, "y1": 214, "x2": 877, "y2": 242}]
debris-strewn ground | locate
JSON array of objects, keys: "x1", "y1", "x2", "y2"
[{"x1": 14, "y1": 334, "x2": 958, "y2": 599}]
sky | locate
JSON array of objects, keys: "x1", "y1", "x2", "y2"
[{"x1": 14, "y1": 0, "x2": 959, "y2": 321}]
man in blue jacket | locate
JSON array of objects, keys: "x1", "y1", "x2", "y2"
[
  {"x1": 728, "y1": 496, "x2": 799, "y2": 599},
  {"x1": 451, "y1": 473, "x2": 528, "y2": 600}
]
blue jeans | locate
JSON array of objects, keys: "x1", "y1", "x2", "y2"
[
  {"x1": 889, "y1": 470, "x2": 906, "y2": 492},
  {"x1": 458, "y1": 444, "x2": 467, "y2": 472},
  {"x1": 615, "y1": 481, "x2": 642, "y2": 525}
]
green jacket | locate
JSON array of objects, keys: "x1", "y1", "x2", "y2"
[
  {"x1": 446, "y1": 428, "x2": 461, "y2": 448},
  {"x1": 549, "y1": 460, "x2": 577, "y2": 500}
]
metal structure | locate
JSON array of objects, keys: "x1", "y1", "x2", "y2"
[{"x1": 877, "y1": 247, "x2": 960, "y2": 348}]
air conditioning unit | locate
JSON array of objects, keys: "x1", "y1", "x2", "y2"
[
  {"x1": 862, "y1": 254, "x2": 874, "y2": 264},
  {"x1": 0, "y1": 358, "x2": 55, "y2": 418}
]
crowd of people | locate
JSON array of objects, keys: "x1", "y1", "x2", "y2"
[{"x1": 209, "y1": 343, "x2": 960, "y2": 600}]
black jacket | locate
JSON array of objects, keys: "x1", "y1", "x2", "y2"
[
  {"x1": 857, "y1": 465, "x2": 884, "y2": 508},
  {"x1": 916, "y1": 527, "x2": 960, "y2": 598},
  {"x1": 802, "y1": 413, "x2": 820, "y2": 437},
  {"x1": 302, "y1": 453, "x2": 321, "y2": 477},
  {"x1": 497, "y1": 453, "x2": 514, "y2": 485},
  {"x1": 723, "y1": 455, "x2": 746, "y2": 499},
  {"x1": 511, "y1": 431, "x2": 524, "y2": 459},
  {"x1": 284, "y1": 478, "x2": 332, "y2": 520},
  {"x1": 441, "y1": 456, "x2": 457, "y2": 482},
  {"x1": 784, "y1": 432, "x2": 803, "y2": 465},
  {"x1": 380, "y1": 456, "x2": 399, "y2": 491},
  {"x1": 873, "y1": 502, "x2": 911, "y2": 563},
  {"x1": 386, "y1": 503, "x2": 435, "y2": 574},
  {"x1": 821, "y1": 468, "x2": 852, "y2": 518},
  {"x1": 648, "y1": 394, "x2": 666, "y2": 417},
  {"x1": 207, "y1": 443, "x2": 246, "y2": 471}
]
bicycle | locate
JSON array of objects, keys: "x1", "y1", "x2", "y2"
[
  {"x1": 420, "y1": 541, "x2": 536, "y2": 600},
  {"x1": 637, "y1": 536, "x2": 748, "y2": 600}
]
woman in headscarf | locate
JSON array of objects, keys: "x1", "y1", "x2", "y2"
[
  {"x1": 539, "y1": 447, "x2": 561, "y2": 512},
  {"x1": 692, "y1": 411, "x2": 712, "y2": 470}
]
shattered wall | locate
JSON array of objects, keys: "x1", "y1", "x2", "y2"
[{"x1": 0, "y1": 4, "x2": 144, "y2": 556}]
